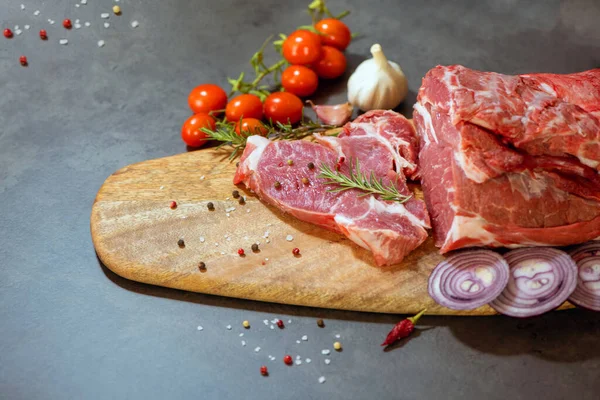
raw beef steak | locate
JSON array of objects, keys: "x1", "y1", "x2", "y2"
[
  {"x1": 414, "y1": 65, "x2": 600, "y2": 253},
  {"x1": 234, "y1": 110, "x2": 430, "y2": 266}
]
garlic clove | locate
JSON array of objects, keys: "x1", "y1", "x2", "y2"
[{"x1": 307, "y1": 101, "x2": 353, "y2": 126}]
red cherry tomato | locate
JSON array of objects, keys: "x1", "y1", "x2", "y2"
[
  {"x1": 263, "y1": 92, "x2": 304, "y2": 125},
  {"x1": 181, "y1": 114, "x2": 216, "y2": 147},
  {"x1": 188, "y1": 84, "x2": 228, "y2": 115},
  {"x1": 235, "y1": 118, "x2": 268, "y2": 136},
  {"x1": 314, "y1": 18, "x2": 351, "y2": 51},
  {"x1": 314, "y1": 46, "x2": 347, "y2": 79},
  {"x1": 281, "y1": 65, "x2": 319, "y2": 98},
  {"x1": 282, "y1": 30, "x2": 322, "y2": 65},
  {"x1": 225, "y1": 94, "x2": 263, "y2": 122}
]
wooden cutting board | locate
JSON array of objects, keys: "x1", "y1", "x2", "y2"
[{"x1": 90, "y1": 146, "x2": 573, "y2": 315}]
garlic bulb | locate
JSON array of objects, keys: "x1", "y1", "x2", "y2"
[{"x1": 347, "y1": 44, "x2": 408, "y2": 111}]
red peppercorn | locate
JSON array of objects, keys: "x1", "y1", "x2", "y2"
[
  {"x1": 169, "y1": 201, "x2": 177, "y2": 209},
  {"x1": 292, "y1": 248, "x2": 300, "y2": 256},
  {"x1": 260, "y1": 365, "x2": 268, "y2": 376},
  {"x1": 238, "y1": 248, "x2": 245, "y2": 256},
  {"x1": 276, "y1": 319, "x2": 284, "y2": 328},
  {"x1": 283, "y1": 355, "x2": 293, "y2": 365},
  {"x1": 19, "y1": 56, "x2": 28, "y2": 66},
  {"x1": 4, "y1": 28, "x2": 13, "y2": 38},
  {"x1": 63, "y1": 19, "x2": 72, "y2": 29},
  {"x1": 39, "y1": 29, "x2": 47, "y2": 40}
]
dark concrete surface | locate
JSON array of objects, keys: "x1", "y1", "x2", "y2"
[{"x1": 1, "y1": 1, "x2": 600, "y2": 399}]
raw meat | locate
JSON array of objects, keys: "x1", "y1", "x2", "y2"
[
  {"x1": 414, "y1": 65, "x2": 600, "y2": 253},
  {"x1": 234, "y1": 110, "x2": 430, "y2": 266}
]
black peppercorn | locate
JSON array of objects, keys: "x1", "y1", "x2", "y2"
[
  {"x1": 238, "y1": 197, "x2": 245, "y2": 205},
  {"x1": 274, "y1": 181, "x2": 281, "y2": 189},
  {"x1": 251, "y1": 243, "x2": 259, "y2": 252},
  {"x1": 198, "y1": 262, "x2": 206, "y2": 271},
  {"x1": 317, "y1": 319, "x2": 325, "y2": 328},
  {"x1": 207, "y1": 202, "x2": 215, "y2": 210},
  {"x1": 232, "y1": 190, "x2": 240, "y2": 199},
  {"x1": 307, "y1": 162, "x2": 315, "y2": 170},
  {"x1": 178, "y1": 238, "x2": 185, "y2": 248}
]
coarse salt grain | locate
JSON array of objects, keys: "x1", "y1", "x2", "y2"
[
  {"x1": 241, "y1": 340, "x2": 246, "y2": 346},
  {"x1": 104, "y1": 22, "x2": 110, "y2": 28},
  {"x1": 131, "y1": 20, "x2": 139, "y2": 28},
  {"x1": 263, "y1": 319, "x2": 269, "y2": 325},
  {"x1": 197, "y1": 325, "x2": 203, "y2": 331},
  {"x1": 75, "y1": 3, "x2": 80, "y2": 7},
  {"x1": 226, "y1": 237, "x2": 231, "y2": 241},
  {"x1": 301, "y1": 335, "x2": 308, "y2": 341},
  {"x1": 15, "y1": 25, "x2": 20, "y2": 30},
  {"x1": 200, "y1": 237, "x2": 205, "y2": 243},
  {"x1": 24, "y1": 25, "x2": 30, "y2": 30},
  {"x1": 263, "y1": 231, "x2": 270, "y2": 238},
  {"x1": 85, "y1": 22, "x2": 91, "y2": 27},
  {"x1": 288, "y1": 319, "x2": 292, "y2": 323},
  {"x1": 296, "y1": 355, "x2": 301, "y2": 359},
  {"x1": 286, "y1": 235, "x2": 294, "y2": 241},
  {"x1": 305, "y1": 358, "x2": 311, "y2": 363},
  {"x1": 34, "y1": 10, "x2": 40, "y2": 16},
  {"x1": 59, "y1": 39, "x2": 68, "y2": 45},
  {"x1": 225, "y1": 207, "x2": 236, "y2": 212},
  {"x1": 324, "y1": 359, "x2": 331, "y2": 364},
  {"x1": 321, "y1": 349, "x2": 330, "y2": 355},
  {"x1": 265, "y1": 258, "x2": 269, "y2": 261},
  {"x1": 226, "y1": 325, "x2": 232, "y2": 330},
  {"x1": 335, "y1": 334, "x2": 341, "y2": 338},
  {"x1": 200, "y1": 175, "x2": 205, "y2": 180},
  {"x1": 254, "y1": 347, "x2": 261, "y2": 352},
  {"x1": 266, "y1": 239, "x2": 270, "y2": 243},
  {"x1": 215, "y1": 243, "x2": 219, "y2": 247},
  {"x1": 21, "y1": 4, "x2": 25, "y2": 10},
  {"x1": 101, "y1": 13, "x2": 110, "y2": 19},
  {"x1": 75, "y1": 24, "x2": 81, "y2": 29},
  {"x1": 15, "y1": 29, "x2": 22, "y2": 35},
  {"x1": 220, "y1": 252, "x2": 225, "y2": 255},
  {"x1": 270, "y1": 325, "x2": 274, "y2": 330},
  {"x1": 49, "y1": 20, "x2": 55, "y2": 25},
  {"x1": 247, "y1": 209, "x2": 250, "y2": 213},
  {"x1": 296, "y1": 340, "x2": 301, "y2": 344},
  {"x1": 239, "y1": 333, "x2": 244, "y2": 337},
  {"x1": 81, "y1": 0, "x2": 87, "y2": 4},
  {"x1": 295, "y1": 360, "x2": 302, "y2": 365},
  {"x1": 75, "y1": 19, "x2": 80, "y2": 23},
  {"x1": 318, "y1": 376, "x2": 326, "y2": 384},
  {"x1": 97, "y1": 40, "x2": 105, "y2": 47}
]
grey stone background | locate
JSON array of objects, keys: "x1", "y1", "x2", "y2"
[{"x1": 1, "y1": 1, "x2": 599, "y2": 399}]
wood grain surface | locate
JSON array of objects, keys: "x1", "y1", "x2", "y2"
[{"x1": 90, "y1": 146, "x2": 574, "y2": 315}]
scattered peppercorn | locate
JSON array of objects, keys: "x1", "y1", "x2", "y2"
[
  {"x1": 242, "y1": 320, "x2": 250, "y2": 328},
  {"x1": 381, "y1": 309, "x2": 427, "y2": 347},
  {"x1": 333, "y1": 341, "x2": 342, "y2": 351},
  {"x1": 232, "y1": 190, "x2": 240, "y2": 199},
  {"x1": 198, "y1": 262, "x2": 207, "y2": 271},
  {"x1": 4, "y1": 28, "x2": 13, "y2": 38},
  {"x1": 63, "y1": 19, "x2": 72, "y2": 29},
  {"x1": 251, "y1": 243, "x2": 259, "y2": 252},
  {"x1": 287, "y1": 159, "x2": 294, "y2": 166},
  {"x1": 283, "y1": 355, "x2": 293, "y2": 365},
  {"x1": 113, "y1": 5, "x2": 121, "y2": 14},
  {"x1": 238, "y1": 197, "x2": 245, "y2": 205},
  {"x1": 177, "y1": 238, "x2": 185, "y2": 248},
  {"x1": 170, "y1": 201, "x2": 177, "y2": 209},
  {"x1": 274, "y1": 181, "x2": 281, "y2": 189},
  {"x1": 307, "y1": 162, "x2": 315, "y2": 170},
  {"x1": 238, "y1": 248, "x2": 245, "y2": 256},
  {"x1": 317, "y1": 319, "x2": 325, "y2": 328},
  {"x1": 236, "y1": 162, "x2": 240, "y2": 167},
  {"x1": 276, "y1": 319, "x2": 284, "y2": 328},
  {"x1": 19, "y1": 56, "x2": 28, "y2": 66},
  {"x1": 207, "y1": 202, "x2": 215, "y2": 210},
  {"x1": 260, "y1": 365, "x2": 268, "y2": 376},
  {"x1": 292, "y1": 248, "x2": 300, "y2": 256},
  {"x1": 39, "y1": 29, "x2": 47, "y2": 40},
  {"x1": 301, "y1": 177, "x2": 309, "y2": 185}
]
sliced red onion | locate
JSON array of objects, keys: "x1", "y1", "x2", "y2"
[
  {"x1": 307, "y1": 101, "x2": 353, "y2": 126},
  {"x1": 489, "y1": 248, "x2": 577, "y2": 318},
  {"x1": 428, "y1": 250, "x2": 509, "y2": 310},
  {"x1": 568, "y1": 242, "x2": 600, "y2": 311}
]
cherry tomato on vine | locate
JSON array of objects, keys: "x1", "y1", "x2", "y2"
[
  {"x1": 235, "y1": 118, "x2": 269, "y2": 136},
  {"x1": 263, "y1": 92, "x2": 304, "y2": 125},
  {"x1": 282, "y1": 30, "x2": 322, "y2": 65},
  {"x1": 225, "y1": 94, "x2": 263, "y2": 122},
  {"x1": 281, "y1": 65, "x2": 319, "y2": 97},
  {"x1": 188, "y1": 84, "x2": 227, "y2": 115},
  {"x1": 314, "y1": 46, "x2": 347, "y2": 79},
  {"x1": 314, "y1": 18, "x2": 351, "y2": 51},
  {"x1": 181, "y1": 114, "x2": 216, "y2": 147}
]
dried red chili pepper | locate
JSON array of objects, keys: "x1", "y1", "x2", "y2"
[{"x1": 381, "y1": 309, "x2": 426, "y2": 346}]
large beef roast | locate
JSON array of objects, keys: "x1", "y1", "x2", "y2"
[
  {"x1": 414, "y1": 65, "x2": 600, "y2": 252},
  {"x1": 234, "y1": 111, "x2": 430, "y2": 266}
]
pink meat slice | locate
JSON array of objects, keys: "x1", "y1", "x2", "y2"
[
  {"x1": 414, "y1": 65, "x2": 600, "y2": 253},
  {"x1": 234, "y1": 110, "x2": 430, "y2": 266}
]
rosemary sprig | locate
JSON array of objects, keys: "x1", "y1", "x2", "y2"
[
  {"x1": 318, "y1": 159, "x2": 412, "y2": 203},
  {"x1": 201, "y1": 119, "x2": 339, "y2": 160}
]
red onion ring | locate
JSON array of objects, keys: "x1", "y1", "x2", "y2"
[
  {"x1": 428, "y1": 250, "x2": 509, "y2": 310},
  {"x1": 489, "y1": 248, "x2": 577, "y2": 318},
  {"x1": 568, "y1": 242, "x2": 600, "y2": 311}
]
